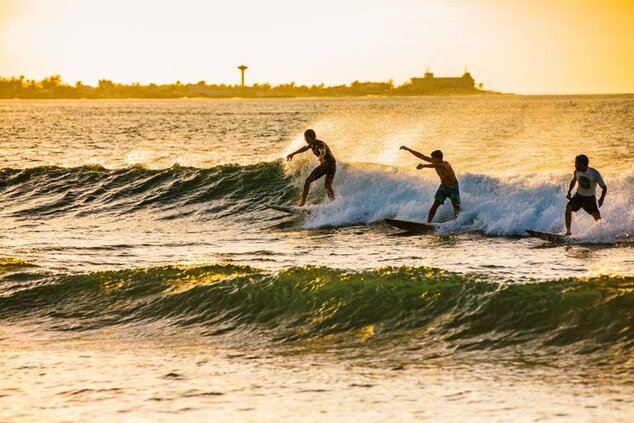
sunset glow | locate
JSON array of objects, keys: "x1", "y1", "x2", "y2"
[{"x1": 1, "y1": 0, "x2": 633, "y2": 94}]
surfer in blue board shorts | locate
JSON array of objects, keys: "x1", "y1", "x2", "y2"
[
  {"x1": 565, "y1": 154, "x2": 607, "y2": 235},
  {"x1": 400, "y1": 146, "x2": 460, "y2": 223},
  {"x1": 286, "y1": 129, "x2": 336, "y2": 206}
]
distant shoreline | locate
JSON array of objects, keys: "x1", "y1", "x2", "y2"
[
  {"x1": 2, "y1": 93, "x2": 634, "y2": 100},
  {"x1": 0, "y1": 91, "x2": 501, "y2": 100},
  {"x1": 4, "y1": 74, "x2": 631, "y2": 99},
  {"x1": 0, "y1": 73, "x2": 496, "y2": 99}
]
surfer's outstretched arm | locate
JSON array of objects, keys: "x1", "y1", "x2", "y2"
[
  {"x1": 416, "y1": 163, "x2": 438, "y2": 170},
  {"x1": 286, "y1": 145, "x2": 310, "y2": 161},
  {"x1": 400, "y1": 146, "x2": 434, "y2": 162}
]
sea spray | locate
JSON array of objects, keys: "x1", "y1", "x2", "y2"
[{"x1": 298, "y1": 163, "x2": 633, "y2": 240}]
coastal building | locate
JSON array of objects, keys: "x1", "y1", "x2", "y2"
[{"x1": 406, "y1": 69, "x2": 478, "y2": 94}]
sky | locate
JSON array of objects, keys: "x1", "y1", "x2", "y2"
[{"x1": 0, "y1": 0, "x2": 633, "y2": 94}]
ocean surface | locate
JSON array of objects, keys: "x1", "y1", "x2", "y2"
[{"x1": 0, "y1": 96, "x2": 632, "y2": 422}]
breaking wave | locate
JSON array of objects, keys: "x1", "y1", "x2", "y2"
[{"x1": 0, "y1": 162, "x2": 631, "y2": 241}]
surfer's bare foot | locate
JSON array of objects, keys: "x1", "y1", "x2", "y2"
[{"x1": 564, "y1": 231, "x2": 571, "y2": 236}]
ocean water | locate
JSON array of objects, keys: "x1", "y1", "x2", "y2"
[{"x1": 0, "y1": 96, "x2": 632, "y2": 422}]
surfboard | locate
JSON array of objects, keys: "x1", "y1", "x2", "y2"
[
  {"x1": 526, "y1": 229, "x2": 569, "y2": 244},
  {"x1": 266, "y1": 204, "x2": 310, "y2": 215},
  {"x1": 384, "y1": 219, "x2": 436, "y2": 233}
]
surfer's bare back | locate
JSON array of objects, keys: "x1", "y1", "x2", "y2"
[
  {"x1": 400, "y1": 146, "x2": 461, "y2": 223},
  {"x1": 286, "y1": 129, "x2": 337, "y2": 206}
]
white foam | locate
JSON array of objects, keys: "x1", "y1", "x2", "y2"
[{"x1": 288, "y1": 161, "x2": 634, "y2": 243}]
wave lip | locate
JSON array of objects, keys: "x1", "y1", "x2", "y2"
[{"x1": 1, "y1": 264, "x2": 632, "y2": 354}]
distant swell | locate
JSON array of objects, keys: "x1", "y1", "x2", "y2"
[{"x1": 1, "y1": 264, "x2": 632, "y2": 354}]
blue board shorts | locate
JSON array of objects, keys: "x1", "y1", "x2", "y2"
[{"x1": 434, "y1": 184, "x2": 460, "y2": 205}]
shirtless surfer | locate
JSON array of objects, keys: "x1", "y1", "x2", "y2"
[
  {"x1": 400, "y1": 146, "x2": 460, "y2": 223},
  {"x1": 286, "y1": 129, "x2": 336, "y2": 206}
]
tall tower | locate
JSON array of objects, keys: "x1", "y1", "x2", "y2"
[{"x1": 237, "y1": 65, "x2": 248, "y2": 87}]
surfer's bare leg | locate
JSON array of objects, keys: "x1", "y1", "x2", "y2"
[
  {"x1": 427, "y1": 201, "x2": 441, "y2": 223},
  {"x1": 299, "y1": 175, "x2": 316, "y2": 206},
  {"x1": 325, "y1": 175, "x2": 335, "y2": 201},
  {"x1": 565, "y1": 203, "x2": 573, "y2": 235},
  {"x1": 450, "y1": 199, "x2": 461, "y2": 219}
]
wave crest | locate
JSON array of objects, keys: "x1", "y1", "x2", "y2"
[
  {"x1": 1, "y1": 264, "x2": 632, "y2": 352},
  {"x1": 1, "y1": 162, "x2": 632, "y2": 240}
]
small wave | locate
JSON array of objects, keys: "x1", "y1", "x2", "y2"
[
  {"x1": 0, "y1": 162, "x2": 295, "y2": 220},
  {"x1": 0, "y1": 257, "x2": 35, "y2": 270},
  {"x1": 1, "y1": 264, "x2": 632, "y2": 353}
]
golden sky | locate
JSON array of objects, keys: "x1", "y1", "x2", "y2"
[{"x1": 1, "y1": 0, "x2": 633, "y2": 94}]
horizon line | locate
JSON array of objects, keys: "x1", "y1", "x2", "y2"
[{"x1": 2, "y1": 73, "x2": 633, "y2": 97}]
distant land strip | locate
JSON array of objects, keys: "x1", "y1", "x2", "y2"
[{"x1": 0, "y1": 72, "x2": 500, "y2": 99}]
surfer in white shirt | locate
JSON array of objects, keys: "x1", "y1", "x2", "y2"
[{"x1": 565, "y1": 154, "x2": 607, "y2": 235}]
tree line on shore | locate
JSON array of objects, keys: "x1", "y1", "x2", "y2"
[{"x1": 0, "y1": 75, "x2": 484, "y2": 99}]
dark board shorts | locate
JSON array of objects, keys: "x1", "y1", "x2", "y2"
[
  {"x1": 568, "y1": 193, "x2": 599, "y2": 214},
  {"x1": 434, "y1": 184, "x2": 460, "y2": 206},
  {"x1": 310, "y1": 161, "x2": 336, "y2": 180}
]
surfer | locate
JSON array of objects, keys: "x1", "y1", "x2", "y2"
[
  {"x1": 286, "y1": 129, "x2": 336, "y2": 206},
  {"x1": 400, "y1": 146, "x2": 460, "y2": 223},
  {"x1": 565, "y1": 154, "x2": 607, "y2": 235}
]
